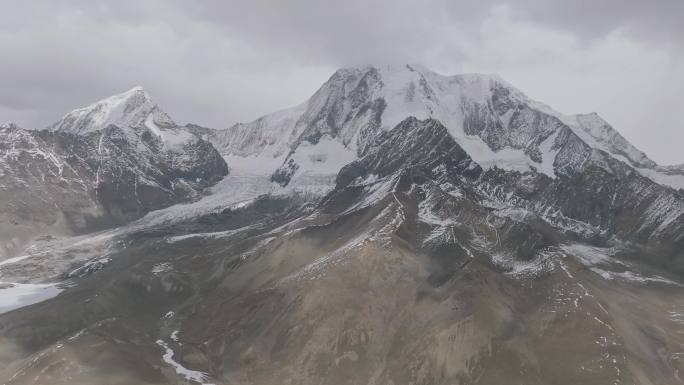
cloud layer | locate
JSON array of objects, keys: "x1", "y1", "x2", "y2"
[{"x1": 1, "y1": 0, "x2": 681, "y2": 164}]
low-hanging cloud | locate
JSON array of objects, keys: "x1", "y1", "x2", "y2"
[{"x1": 0, "y1": 0, "x2": 681, "y2": 164}]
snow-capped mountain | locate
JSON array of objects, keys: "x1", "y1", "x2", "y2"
[
  {"x1": 48, "y1": 86, "x2": 197, "y2": 151},
  {"x1": 0, "y1": 89, "x2": 228, "y2": 258},
  {"x1": 47, "y1": 86, "x2": 168, "y2": 133},
  {"x1": 205, "y1": 63, "x2": 684, "y2": 268},
  {"x1": 212, "y1": 64, "x2": 684, "y2": 190},
  {"x1": 2, "y1": 66, "x2": 684, "y2": 385}
]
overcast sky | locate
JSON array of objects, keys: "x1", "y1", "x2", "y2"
[{"x1": 1, "y1": 0, "x2": 682, "y2": 164}]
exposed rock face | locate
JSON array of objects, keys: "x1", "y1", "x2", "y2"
[
  {"x1": 335, "y1": 117, "x2": 482, "y2": 187},
  {"x1": 330, "y1": 118, "x2": 684, "y2": 269}
]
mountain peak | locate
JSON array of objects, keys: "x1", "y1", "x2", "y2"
[
  {"x1": 83, "y1": 85, "x2": 152, "y2": 110},
  {"x1": 333, "y1": 63, "x2": 505, "y2": 82},
  {"x1": 0, "y1": 122, "x2": 20, "y2": 130},
  {"x1": 332, "y1": 64, "x2": 518, "y2": 104},
  {"x1": 112, "y1": 85, "x2": 150, "y2": 103},
  {"x1": 47, "y1": 86, "x2": 174, "y2": 135}
]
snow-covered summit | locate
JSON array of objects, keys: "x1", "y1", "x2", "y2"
[
  {"x1": 47, "y1": 86, "x2": 175, "y2": 135},
  {"x1": 45, "y1": 87, "x2": 199, "y2": 151}
]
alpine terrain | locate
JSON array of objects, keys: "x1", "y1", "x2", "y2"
[{"x1": 1, "y1": 65, "x2": 683, "y2": 385}]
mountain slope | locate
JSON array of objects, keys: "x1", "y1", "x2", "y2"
[{"x1": 48, "y1": 86, "x2": 171, "y2": 135}]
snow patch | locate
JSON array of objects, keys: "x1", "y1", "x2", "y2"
[
  {"x1": 0, "y1": 254, "x2": 33, "y2": 267},
  {"x1": 589, "y1": 267, "x2": 678, "y2": 285},
  {"x1": 144, "y1": 114, "x2": 193, "y2": 151},
  {"x1": 156, "y1": 339, "x2": 212, "y2": 384},
  {"x1": 289, "y1": 136, "x2": 356, "y2": 176},
  {"x1": 562, "y1": 243, "x2": 679, "y2": 285},
  {"x1": 166, "y1": 224, "x2": 257, "y2": 243},
  {"x1": 491, "y1": 248, "x2": 559, "y2": 279},
  {"x1": 152, "y1": 263, "x2": 173, "y2": 275},
  {"x1": 560, "y1": 244, "x2": 623, "y2": 267},
  {"x1": 0, "y1": 282, "x2": 64, "y2": 314},
  {"x1": 224, "y1": 153, "x2": 287, "y2": 175},
  {"x1": 67, "y1": 255, "x2": 111, "y2": 278}
]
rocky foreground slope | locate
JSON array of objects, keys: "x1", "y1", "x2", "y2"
[{"x1": 1, "y1": 66, "x2": 683, "y2": 385}]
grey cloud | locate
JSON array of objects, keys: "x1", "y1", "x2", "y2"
[
  {"x1": 0, "y1": 0, "x2": 682, "y2": 163},
  {"x1": 505, "y1": 0, "x2": 684, "y2": 44}
]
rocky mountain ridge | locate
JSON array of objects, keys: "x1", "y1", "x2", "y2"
[{"x1": 0, "y1": 89, "x2": 228, "y2": 258}]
